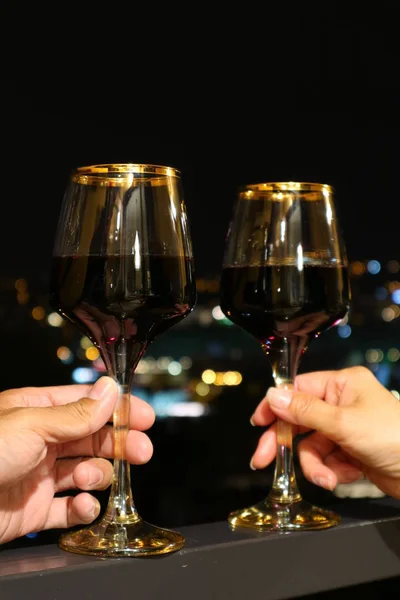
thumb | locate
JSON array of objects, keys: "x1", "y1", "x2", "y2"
[
  {"x1": 265, "y1": 387, "x2": 344, "y2": 441},
  {"x1": 29, "y1": 376, "x2": 118, "y2": 443}
]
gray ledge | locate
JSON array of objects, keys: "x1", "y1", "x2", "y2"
[{"x1": 1, "y1": 498, "x2": 400, "y2": 600}]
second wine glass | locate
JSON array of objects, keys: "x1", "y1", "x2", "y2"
[
  {"x1": 220, "y1": 181, "x2": 350, "y2": 531},
  {"x1": 50, "y1": 164, "x2": 196, "y2": 556}
]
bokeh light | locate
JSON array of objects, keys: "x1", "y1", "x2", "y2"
[
  {"x1": 32, "y1": 306, "x2": 45, "y2": 320},
  {"x1": 350, "y1": 261, "x2": 365, "y2": 276},
  {"x1": 388, "y1": 348, "x2": 400, "y2": 362},
  {"x1": 168, "y1": 361, "x2": 182, "y2": 376},
  {"x1": 365, "y1": 348, "x2": 384, "y2": 363},
  {"x1": 86, "y1": 346, "x2": 100, "y2": 361},
  {"x1": 196, "y1": 382, "x2": 210, "y2": 397},
  {"x1": 367, "y1": 260, "x2": 381, "y2": 275},
  {"x1": 47, "y1": 312, "x2": 64, "y2": 327},
  {"x1": 202, "y1": 369, "x2": 216, "y2": 384}
]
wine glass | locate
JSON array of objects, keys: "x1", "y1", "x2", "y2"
[
  {"x1": 50, "y1": 164, "x2": 196, "y2": 556},
  {"x1": 220, "y1": 182, "x2": 350, "y2": 531}
]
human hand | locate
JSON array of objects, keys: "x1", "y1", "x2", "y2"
[
  {"x1": 0, "y1": 376, "x2": 155, "y2": 545},
  {"x1": 250, "y1": 366, "x2": 400, "y2": 498}
]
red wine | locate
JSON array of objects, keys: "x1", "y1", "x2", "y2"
[
  {"x1": 220, "y1": 264, "x2": 349, "y2": 354},
  {"x1": 50, "y1": 255, "x2": 196, "y2": 382}
]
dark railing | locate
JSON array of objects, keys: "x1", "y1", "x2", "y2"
[{"x1": 2, "y1": 497, "x2": 400, "y2": 600}]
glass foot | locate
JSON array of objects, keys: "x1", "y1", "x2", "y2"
[
  {"x1": 228, "y1": 498, "x2": 340, "y2": 532},
  {"x1": 59, "y1": 516, "x2": 185, "y2": 557}
]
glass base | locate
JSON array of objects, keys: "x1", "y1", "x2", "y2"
[
  {"x1": 228, "y1": 498, "x2": 340, "y2": 532},
  {"x1": 58, "y1": 517, "x2": 185, "y2": 557}
]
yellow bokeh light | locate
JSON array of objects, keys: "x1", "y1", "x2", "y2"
[
  {"x1": 223, "y1": 371, "x2": 238, "y2": 385},
  {"x1": 215, "y1": 373, "x2": 225, "y2": 386},
  {"x1": 196, "y1": 382, "x2": 210, "y2": 397},
  {"x1": 32, "y1": 306, "x2": 45, "y2": 320},
  {"x1": 202, "y1": 369, "x2": 216, "y2": 384},
  {"x1": 15, "y1": 278, "x2": 27, "y2": 292},
  {"x1": 86, "y1": 347, "x2": 100, "y2": 361},
  {"x1": 233, "y1": 371, "x2": 243, "y2": 385}
]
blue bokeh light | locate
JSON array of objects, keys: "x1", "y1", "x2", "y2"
[
  {"x1": 72, "y1": 368, "x2": 97, "y2": 384},
  {"x1": 338, "y1": 325, "x2": 352, "y2": 338},
  {"x1": 367, "y1": 260, "x2": 381, "y2": 275}
]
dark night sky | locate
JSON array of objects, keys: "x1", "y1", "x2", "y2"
[{"x1": 2, "y1": 13, "x2": 400, "y2": 282}]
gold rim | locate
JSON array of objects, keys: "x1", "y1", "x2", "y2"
[
  {"x1": 72, "y1": 163, "x2": 180, "y2": 186},
  {"x1": 241, "y1": 181, "x2": 333, "y2": 193},
  {"x1": 75, "y1": 163, "x2": 180, "y2": 177}
]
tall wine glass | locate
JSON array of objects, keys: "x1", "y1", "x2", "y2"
[
  {"x1": 220, "y1": 182, "x2": 350, "y2": 531},
  {"x1": 50, "y1": 164, "x2": 196, "y2": 556}
]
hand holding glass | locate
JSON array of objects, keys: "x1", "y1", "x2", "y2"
[
  {"x1": 50, "y1": 164, "x2": 196, "y2": 556},
  {"x1": 220, "y1": 182, "x2": 350, "y2": 531}
]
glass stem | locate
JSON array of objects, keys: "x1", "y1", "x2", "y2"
[
  {"x1": 104, "y1": 336, "x2": 142, "y2": 525},
  {"x1": 104, "y1": 384, "x2": 139, "y2": 523},
  {"x1": 268, "y1": 337, "x2": 302, "y2": 504}
]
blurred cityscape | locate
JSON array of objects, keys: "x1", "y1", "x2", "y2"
[{"x1": 1, "y1": 258, "x2": 400, "y2": 546}]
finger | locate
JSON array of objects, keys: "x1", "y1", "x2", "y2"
[
  {"x1": 0, "y1": 385, "x2": 154, "y2": 431},
  {"x1": 250, "y1": 396, "x2": 277, "y2": 427},
  {"x1": 0, "y1": 384, "x2": 155, "y2": 422},
  {"x1": 43, "y1": 494, "x2": 101, "y2": 530},
  {"x1": 250, "y1": 423, "x2": 277, "y2": 469},
  {"x1": 54, "y1": 457, "x2": 113, "y2": 493},
  {"x1": 295, "y1": 371, "x2": 337, "y2": 398},
  {"x1": 0, "y1": 384, "x2": 93, "y2": 409},
  {"x1": 251, "y1": 395, "x2": 310, "y2": 434},
  {"x1": 295, "y1": 367, "x2": 378, "y2": 407},
  {"x1": 264, "y1": 387, "x2": 346, "y2": 441},
  {"x1": 58, "y1": 429, "x2": 153, "y2": 465},
  {"x1": 325, "y1": 451, "x2": 364, "y2": 484},
  {"x1": 17, "y1": 377, "x2": 118, "y2": 444},
  {"x1": 298, "y1": 432, "x2": 339, "y2": 490}
]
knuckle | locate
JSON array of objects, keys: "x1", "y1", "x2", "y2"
[
  {"x1": 65, "y1": 399, "x2": 95, "y2": 435},
  {"x1": 292, "y1": 393, "x2": 314, "y2": 419},
  {"x1": 348, "y1": 366, "x2": 373, "y2": 382}
]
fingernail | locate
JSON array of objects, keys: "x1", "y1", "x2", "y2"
[
  {"x1": 250, "y1": 415, "x2": 256, "y2": 426},
  {"x1": 88, "y1": 468, "x2": 104, "y2": 486},
  {"x1": 250, "y1": 459, "x2": 257, "y2": 471},
  {"x1": 266, "y1": 387, "x2": 292, "y2": 409},
  {"x1": 88, "y1": 377, "x2": 115, "y2": 400},
  {"x1": 89, "y1": 499, "x2": 101, "y2": 519},
  {"x1": 313, "y1": 476, "x2": 333, "y2": 490}
]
